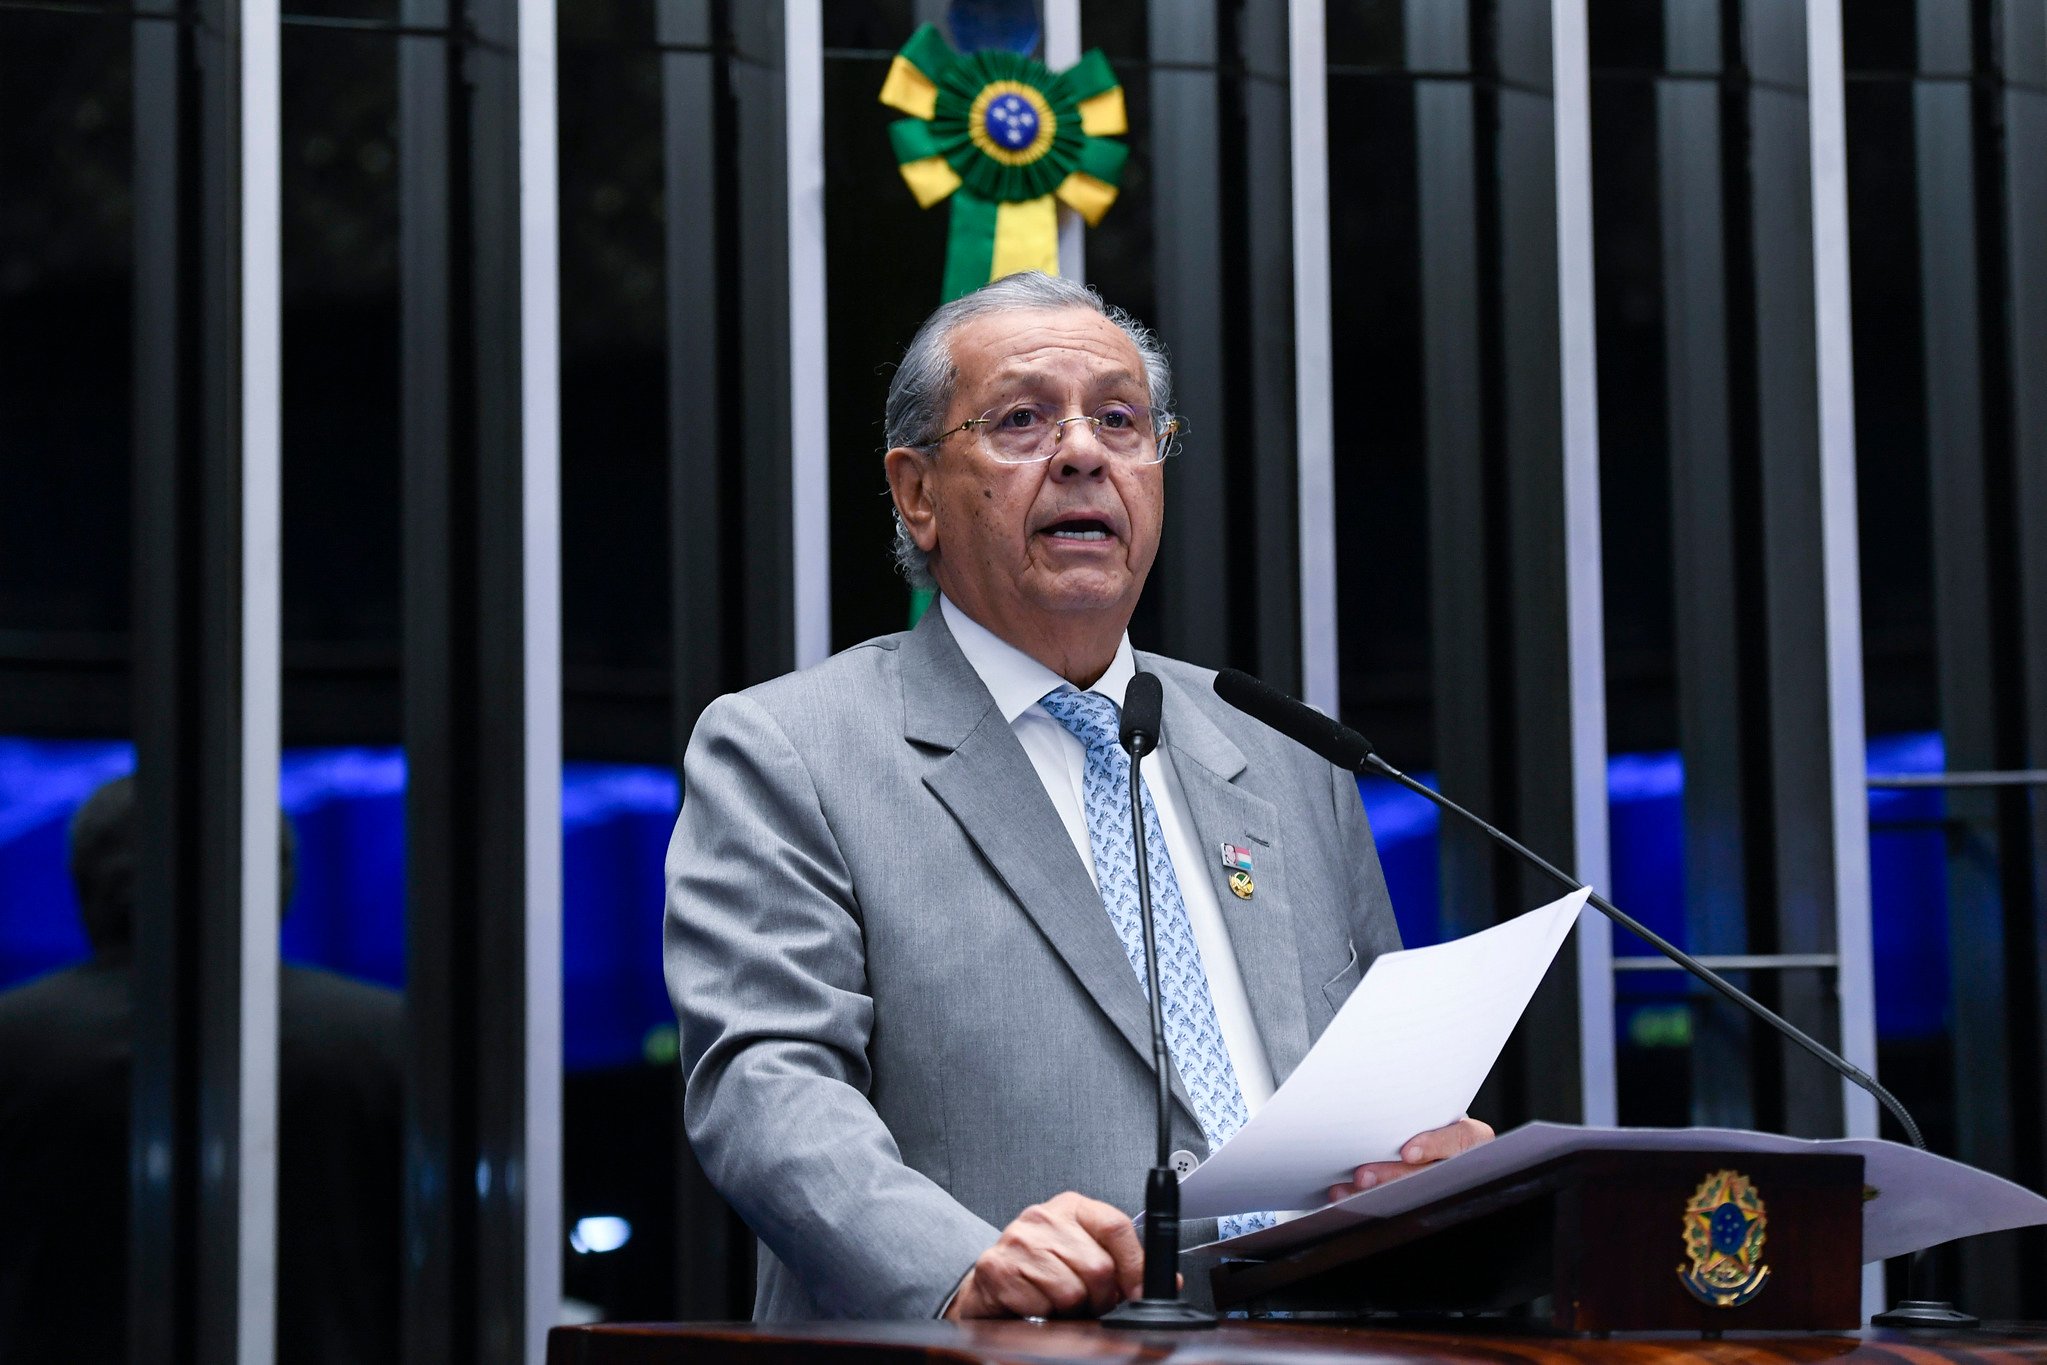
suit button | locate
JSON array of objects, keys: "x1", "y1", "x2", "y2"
[{"x1": 1170, "y1": 1149, "x2": 1200, "y2": 1178}]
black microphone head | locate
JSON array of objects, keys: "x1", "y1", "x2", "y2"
[
  {"x1": 1120, "y1": 672, "x2": 1164, "y2": 752},
  {"x1": 1212, "y1": 669, "x2": 1375, "y2": 772}
]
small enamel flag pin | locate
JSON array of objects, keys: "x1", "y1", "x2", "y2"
[{"x1": 1220, "y1": 843, "x2": 1255, "y2": 900}]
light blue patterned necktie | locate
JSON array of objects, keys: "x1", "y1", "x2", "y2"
[{"x1": 1037, "y1": 686, "x2": 1275, "y2": 1239}]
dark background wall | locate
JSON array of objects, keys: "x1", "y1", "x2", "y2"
[{"x1": 2, "y1": 0, "x2": 2043, "y2": 1331}]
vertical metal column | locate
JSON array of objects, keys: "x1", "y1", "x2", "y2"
[
  {"x1": 1552, "y1": 0, "x2": 1616, "y2": 1127},
  {"x1": 129, "y1": 0, "x2": 282, "y2": 1357},
  {"x1": 1802, "y1": 1, "x2": 1878, "y2": 1310},
  {"x1": 515, "y1": 0, "x2": 564, "y2": 1347},
  {"x1": 1289, "y1": 0, "x2": 1335, "y2": 712},
  {"x1": 786, "y1": 0, "x2": 830, "y2": 670},
  {"x1": 1042, "y1": 0, "x2": 1085, "y2": 280},
  {"x1": 1802, "y1": 0, "x2": 1878, "y2": 1146},
  {"x1": 398, "y1": 0, "x2": 561, "y2": 1354}
]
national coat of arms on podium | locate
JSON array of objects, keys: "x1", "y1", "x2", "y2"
[{"x1": 1677, "y1": 1168, "x2": 1772, "y2": 1307}]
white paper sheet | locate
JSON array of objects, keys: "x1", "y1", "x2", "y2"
[
  {"x1": 1179, "y1": 1121, "x2": 2047, "y2": 1274},
  {"x1": 1174, "y1": 887, "x2": 1589, "y2": 1220}
]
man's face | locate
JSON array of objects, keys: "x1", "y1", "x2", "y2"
[{"x1": 894, "y1": 306, "x2": 1165, "y2": 646}]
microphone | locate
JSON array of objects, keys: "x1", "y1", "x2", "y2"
[
  {"x1": 1212, "y1": 667, "x2": 1926, "y2": 1152},
  {"x1": 1120, "y1": 671, "x2": 1163, "y2": 755},
  {"x1": 1213, "y1": 669, "x2": 1981, "y2": 1325},
  {"x1": 1102, "y1": 673, "x2": 1214, "y2": 1330}
]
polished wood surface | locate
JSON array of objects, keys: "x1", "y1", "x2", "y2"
[{"x1": 546, "y1": 1319, "x2": 2047, "y2": 1365}]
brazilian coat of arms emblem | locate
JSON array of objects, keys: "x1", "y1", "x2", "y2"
[{"x1": 1677, "y1": 1169, "x2": 1772, "y2": 1307}]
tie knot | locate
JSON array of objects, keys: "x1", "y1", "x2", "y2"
[{"x1": 1037, "y1": 687, "x2": 1123, "y2": 753}]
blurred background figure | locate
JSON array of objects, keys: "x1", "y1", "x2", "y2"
[{"x1": 0, "y1": 776, "x2": 403, "y2": 1364}]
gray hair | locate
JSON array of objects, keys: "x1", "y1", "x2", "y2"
[{"x1": 885, "y1": 272, "x2": 1175, "y2": 591}]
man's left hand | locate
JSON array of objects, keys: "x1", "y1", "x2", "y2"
[{"x1": 1325, "y1": 1116, "x2": 1493, "y2": 1203}]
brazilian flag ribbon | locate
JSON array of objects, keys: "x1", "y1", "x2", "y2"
[{"x1": 879, "y1": 23, "x2": 1129, "y2": 301}]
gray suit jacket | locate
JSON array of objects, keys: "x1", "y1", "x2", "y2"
[{"x1": 664, "y1": 607, "x2": 1402, "y2": 1320}]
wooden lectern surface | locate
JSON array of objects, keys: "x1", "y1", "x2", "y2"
[{"x1": 547, "y1": 1319, "x2": 2047, "y2": 1365}]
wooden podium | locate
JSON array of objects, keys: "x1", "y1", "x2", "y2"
[
  {"x1": 546, "y1": 1320, "x2": 2047, "y2": 1364},
  {"x1": 547, "y1": 1135, "x2": 2047, "y2": 1361},
  {"x1": 1208, "y1": 1148, "x2": 1867, "y2": 1332}
]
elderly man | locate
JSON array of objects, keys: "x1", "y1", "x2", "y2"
[{"x1": 665, "y1": 271, "x2": 1488, "y2": 1322}]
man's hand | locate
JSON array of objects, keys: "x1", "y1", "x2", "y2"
[
  {"x1": 1325, "y1": 1116, "x2": 1494, "y2": 1202},
  {"x1": 945, "y1": 1192, "x2": 1145, "y2": 1320}
]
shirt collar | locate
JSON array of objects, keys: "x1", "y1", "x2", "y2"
[{"x1": 940, "y1": 595, "x2": 1138, "y2": 723}]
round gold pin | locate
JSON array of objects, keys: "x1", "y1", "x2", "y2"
[{"x1": 1228, "y1": 869, "x2": 1254, "y2": 900}]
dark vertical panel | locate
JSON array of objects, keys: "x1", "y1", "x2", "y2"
[
  {"x1": 1406, "y1": 0, "x2": 1467, "y2": 68},
  {"x1": 1916, "y1": 0, "x2": 1971, "y2": 72},
  {"x1": 662, "y1": 0, "x2": 734, "y2": 727},
  {"x1": 1417, "y1": 76, "x2": 1494, "y2": 946},
  {"x1": 660, "y1": 0, "x2": 755, "y2": 1319},
  {"x1": 1994, "y1": 0, "x2": 2047, "y2": 86},
  {"x1": 396, "y1": 8, "x2": 463, "y2": 1357},
  {"x1": 1663, "y1": 0, "x2": 1716, "y2": 69},
  {"x1": 463, "y1": 5, "x2": 533, "y2": 1355},
  {"x1": 1914, "y1": 67, "x2": 2019, "y2": 1311},
  {"x1": 1744, "y1": 0, "x2": 1806, "y2": 88},
  {"x1": 1146, "y1": 0, "x2": 1230, "y2": 670},
  {"x1": 1998, "y1": 73, "x2": 2047, "y2": 1280},
  {"x1": 1495, "y1": 0, "x2": 1551, "y2": 88},
  {"x1": 1497, "y1": 70, "x2": 1584, "y2": 1121},
  {"x1": 1743, "y1": 70, "x2": 1846, "y2": 1139},
  {"x1": 1329, "y1": 55, "x2": 1429, "y2": 762},
  {"x1": 129, "y1": 0, "x2": 257, "y2": 1357},
  {"x1": 398, "y1": 0, "x2": 540, "y2": 1354},
  {"x1": 1657, "y1": 65, "x2": 1755, "y2": 1129},
  {"x1": 1240, "y1": 0, "x2": 1301, "y2": 694},
  {"x1": 730, "y1": 4, "x2": 795, "y2": 685}
]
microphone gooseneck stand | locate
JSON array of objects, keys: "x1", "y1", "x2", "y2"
[
  {"x1": 1209, "y1": 668, "x2": 1977, "y2": 1329},
  {"x1": 1101, "y1": 673, "x2": 1216, "y2": 1330}
]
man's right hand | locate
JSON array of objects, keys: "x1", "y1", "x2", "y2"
[{"x1": 945, "y1": 1192, "x2": 1145, "y2": 1319}]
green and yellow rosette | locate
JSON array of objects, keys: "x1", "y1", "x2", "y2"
[{"x1": 879, "y1": 23, "x2": 1129, "y2": 301}]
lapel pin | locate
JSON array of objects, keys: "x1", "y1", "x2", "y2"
[{"x1": 1220, "y1": 843, "x2": 1255, "y2": 900}]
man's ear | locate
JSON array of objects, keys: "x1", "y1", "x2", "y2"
[{"x1": 884, "y1": 447, "x2": 940, "y2": 554}]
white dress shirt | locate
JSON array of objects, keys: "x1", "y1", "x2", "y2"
[{"x1": 940, "y1": 597, "x2": 1276, "y2": 1117}]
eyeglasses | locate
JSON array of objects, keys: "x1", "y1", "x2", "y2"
[{"x1": 920, "y1": 400, "x2": 1182, "y2": 465}]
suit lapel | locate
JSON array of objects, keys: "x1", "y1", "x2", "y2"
[
  {"x1": 1150, "y1": 667, "x2": 1316, "y2": 1086},
  {"x1": 904, "y1": 610, "x2": 1200, "y2": 1122}
]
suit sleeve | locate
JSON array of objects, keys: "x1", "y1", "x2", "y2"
[
  {"x1": 1331, "y1": 759, "x2": 1404, "y2": 961},
  {"x1": 664, "y1": 692, "x2": 1000, "y2": 1319}
]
